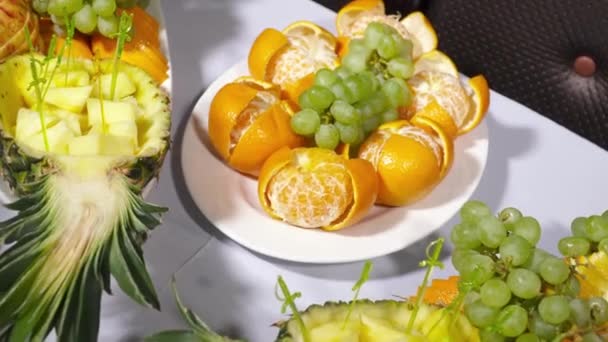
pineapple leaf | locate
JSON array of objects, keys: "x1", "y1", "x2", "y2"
[
  {"x1": 171, "y1": 276, "x2": 212, "y2": 336},
  {"x1": 145, "y1": 330, "x2": 202, "y2": 342}
]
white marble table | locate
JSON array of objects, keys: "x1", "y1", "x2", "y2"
[{"x1": 87, "y1": 0, "x2": 608, "y2": 341}]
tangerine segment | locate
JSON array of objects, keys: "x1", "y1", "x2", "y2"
[
  {"x1": 230, "y1": 102, "x2": 305, "y2": 176},
  {"x1": 208, "y1": 82, "x2": 261, "y2": 160},
  {"x1": 410, "y1": 100, "x2": 458, "y2": 141},
  {"x1": 410, "y1": 276, "x2": 460, "y2": 307},
  {"x1": 258, "y1": 147, "x2": 377, "y2": 230},
  {"x1": 248, "y1": 28, "x2": 290, "y2": 81}
]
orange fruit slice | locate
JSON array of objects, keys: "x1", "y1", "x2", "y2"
[
  {"x1": 459, "y1": 75, "x2": 490, "y2": 135},
  {"x1": 336, "y1": 0, "x2": 436, "y2": 59},
  {"x1": 208, "y1": 77, "x2": 306, "y2": 177},
  {"x1": 358, "y1": 118, "x2": 453, "y2": 206},
  {"x1": 413, "y1": 50, "x2": 458, "y2": 78},
  {"x1": 410, "y1": 100, "x2": 459, "y2": 140},
  {"x1": 248, "y1": 21, "x2": 339, "y2": 104},
  {"x1": 410, "y1": 276, "x2": 460, "y2": 307},
  {"x1": 258, "y1": 147, "x2": 378, "y2": 231}
]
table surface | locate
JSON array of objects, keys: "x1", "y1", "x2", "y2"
[{"x1": 25, "y1": 0, "x2": 608, "y2": 341}]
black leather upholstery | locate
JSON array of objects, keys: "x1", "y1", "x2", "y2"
[{"x1": 313, "y1": 0, "x2": 608, "y2": 150}]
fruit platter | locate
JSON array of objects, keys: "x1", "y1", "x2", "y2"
[
  {"x1": 0, "y1": 0, "x2": 172, "y2": 340},
  {"x1": 182, "y1": 0, "x2": 489, "y2": 262}
]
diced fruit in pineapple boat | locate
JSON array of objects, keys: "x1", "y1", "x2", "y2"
[
  {"x1": 24, "y1": 121, "x2": 75, "y2": 154},
  {"x1": 52, "y1": 109, "x2": 83, "y2": 135},
  {"x1": 68, "y1": 133, "x2": 135, "y2": 156},
  {"x1": 50, "y1": 71, "x2": 91, "y2": 88},
  {"x1": 93, "y1": 72, "x2": 137, "y2": 100},
  {"x1": 15, "y1": 108, "x2": 58, "y2": 140},
  {"x1": 107, "y1": 121, "x2": 139, "y2": 147},
  {"x1": 360, "y1": 315, "x2": 425, "y2": 342},
  {"x1": 44, "y1": 85, "x2": 93, "y2": 113},
  {"x1": 68, "y1": 134, "x2": 102, "y2": 156},
  {"x1": 86, "y1": 98, "x2": 136, "y2": 126}
]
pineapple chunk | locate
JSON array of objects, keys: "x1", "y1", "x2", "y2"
[
  {"x1": 68, "y1": 133, "x2": 135, "y2": 156},
  {"x1": 26, "y1": 121, "x2": 75, "y2": 154},
  {"x1": 86, "y1": 99, "x2": 136, "y2": 127},
  {"x1": 44, "y1": 86, "x2": 93, "y2": 113},
  {"x1": 93, "y1": 72, "x2": 136, "y2": 100},
  {"x1": 51, "y1": 71, "x2": 91, "y2": 88},
  {"x1": 308, "y1": 322, "x2": 360, "y2": 342},
  {"x1": 107, "y1": 121, "x2": 138, "y2": 147},
  {"x1": 15, "y1": 108, "x2": 58, "y2": 140},
  {"x1": 52, "y1": 110, "x2": 83, "y2": 135},
  {"x1": 360, "y1": 315, "x2": 424, "y2": 342}
]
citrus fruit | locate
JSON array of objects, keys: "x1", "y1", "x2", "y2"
[
  {"x1": 258, "y1": 146, "x2": 378, "y2": 230},
  {"x1": 208, "y1": 77, "x2": 306, "y2": 177},
  {"x1": 413, "y1": 49, "x2": 458, "y2": 78},
  {"x1": 406, "y1": 71, "x2": 489, "y2": 136},
  {"x1": 358, "y1": 117, "x2": 453, "y2": 206},
  {"x1": 336, "y1": 0, "x2": 437, "y2": 59},
  {"x1": 248, "y1": 21, "x2": 339, "y2": 104}
]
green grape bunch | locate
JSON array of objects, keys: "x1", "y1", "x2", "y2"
[
  {"x1": 31, "y1": 0, "x2": 149, "y2": 37},
  {"x1": 451, "y1": 200, "x2": 608, "y2": 341},
  {"x1": 290, "y1": 21, "x2": 415, "y2": 152}
]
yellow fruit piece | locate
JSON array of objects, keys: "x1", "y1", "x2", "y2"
[
  {"x1": 248, "y1": 21, "x2": 338, "y2": 103},
  {"x1": 575, "y1": 251, "x2": 608, "y2": 301},
  {"x1": 258, "y1": 147, "x2": 378, "y2": 230},
  {"x1": 406, "y1": 70, "x2": 472, "y2": 130},
  {"x1": 400, "y1": 11, "x2": 438, "y2": 58},
  {"x1": 208, "y1": 78, "x2": 305, "y2": 177},
  {"x1": 410, "y1": 100, "x2": 459, "y2": 141},
  {"x1": 336, "y1": 0, "x2": 386, "y2": 37},
  {"x1": 414, "y1": 49, "x2": 459, "y2": 78},
  {"x1": 459, "y1": 75, "x2": 490, "y2": 135},
  {"x1": 359, "y1": 119, "x2": 453, "y2": 206}
]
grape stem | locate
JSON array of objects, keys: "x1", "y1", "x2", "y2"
[{"x1": 406, "y1": 238, "x2": 445, "y2": 333}]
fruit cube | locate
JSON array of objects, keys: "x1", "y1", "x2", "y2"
[
  {"x1": 68, "y1": 134, "x2": 102, "y2": 156},
  {"x1": 26, "y1": 121, "x2": 75, "y2": 154},
  {"x1": 51, "y1": 71, "x2": 91, "y2": 88},
  {"x1": 100, "y1": 134, "x2": 136, "y2": 156},
  {"x1": 15, "y1": 108, "x2": 58, "y2": 140},
  {"x1": 68, "y1": 133, "x2": 135, "y2": 156},
  {"x1": 93, "y1": 72, "x2": 137, "y2": 100},
  {"x1": 44, "y1": 86, "x2": 93, "y2": 113},
  {"x1": 86, "y1": 99, "x2": 136, "y2": 127},
  {"x1": 107, "y1": 121, "x2": 138, "y2": 147},
  {"x1": 52, "y1": 110, "x2": 83, "y2": 135}
]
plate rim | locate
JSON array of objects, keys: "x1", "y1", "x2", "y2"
[{"x1": 182, "y1": 60, "x2": 490, "y2": 264}]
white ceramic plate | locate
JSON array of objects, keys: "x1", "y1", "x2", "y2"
[
  {"x1": 182, "y1": 61, "x2": 489, "y2": 263},
  {"x1": 0, "y1": 0, "x2": 171, "y2": 204}
]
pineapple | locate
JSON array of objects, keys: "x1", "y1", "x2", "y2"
[{"x1": 0, "y1": 53, "x2": 170, "y2": 341}]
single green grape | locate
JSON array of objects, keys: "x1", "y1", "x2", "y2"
[
  {"x1": 387, "y1": 57, "x2": 414, "y2": 79},
  {"x1": 343, "y1": 75, "x2": 368, "y2": 102},
  {"x1": 362, "y1": 115, "x2": 381, "y2": 134},
  {"x1": 330, "y1": 100, "x2": 359, "y2": 125},
  {"x1": 464, "y1": 299, "x2": 499, "y2": 328},
  {"x1": 396, "y1": 37, "x2": 414, "y2": 60},
  {"x1": 529, "y1": 313, "x2": 559, "y2": 340},
  {"x1": 33, "y1": 0, "x2": 50, "y2": 13},
  {"x1": 571, "y1": 216, "x2": 590, "y2": 238},
  {"x1": 499, "y1": 235, "x2": 533, "y2": 266},
  {"x1": 74, "y1": 4, "x2": 97, "y2": 34},
  {"x1": 290, "y1": 109, "x2": 321, "y2": 136},
  {"x1": 460, "y1": 254, "x2": 495, "y2": 286},
  {"x1": 359, "y1": 70, "x2": 380, "y2": 92},
  {"x1": 569, "y1": 298, "x2": 591, "y2": 328},
  {"x1": 511, "y1": 216, "x2": 541, "y2": 245},
  {"x1": 330, "y1": 81, "x2": 356, "y2": 104},
  {"x1": 92, "y1": 0, "x2": 116, "y2": 17},
  {"x1": 479, "y1": 329, "x2": 506, "y2": 342},
  {"x1": 314, "y1": 124, "x2": 340, "y2": 150},
  {"x1": 335, "y1": 122, "x2": 362, "y2": 145},
  {"x1": 460, "y1": 200, "x2": 492, "y2": 222},
  {"x1": 377, "y1": 34, "x2": 399, "y2": 59},
  {"x1": 363, "y1": 22, "x2": 386, "y2": 49},
  {"x1": 558, "y1": 236, "x2": 591, "y2": 257},
  {"x1": 585, "y1": 215, "x2": 608, "y2": 242},
  {"x1": 599, "y1": 238, "x2": 608, "y2": 254},
  {"x1": 381, "y1": 77, "x2": 410, "y2": 108},
  {"x1": 450, "y1": 221, "x2": 481, "y2": 249},
  {"x1": 495, "y1": 305, "x2": 528, "y2": 337},
  {"x1": 515, "y1": 333, "x2": 540, "y2": 342},
  {"x1": 380, "y1": 108, "x2": 399, "y2": 123},
  {"x1": 480, "y1": 278, "x2": 511, "y2": 308},
  {"x1": 522, "y1": 248, "x2": 551, "y2": 274},
  {"x1": 588, "y1": 297, "x2": 608, "y2": 325},
  {"x1": 314, "y1": 68, "x2": 339, "y2": 88},
  {"x1": 48, "y1": 0, "x2": 84, "y2": 16},
  {"x1": 538, "y1": 295, "x2": 570, "y2": 325},
  {"x1": 299, "y1": 86, "x2": 335, "y2": 112},
  {"x1": 366, "y1": 91, "x2": 388, "y2": 114},
  {"x1": 342, "y1": 51, "x2": 368, "y2": 73},
  {"x1": 478, "y1": 215, "x2": 507, "y2": 248},
  {"x1": 498, "y1": 207, "x2": 522, "y2": 225},
  {"x1": 451, "y1": 249, "x2": 480, "y2": 272},
  {"x1": 539, "y1": 257, "x2": 570, "y2": 285},
  {"x1": 507, "y1": 268, "x2": 541, "y2": 299},
  {"x1": 97, "y1": 14, "x2": 119, "y2": 37},
  {"x1": 348, "y1": 38, "x2": 373, "y2": 58}
]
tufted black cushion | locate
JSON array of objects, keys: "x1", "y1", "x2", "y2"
[
  {"x1": 422, "y1": 0, "x2": 608, "y2": 150},
  {"x1": 314, "y1": 0, "x2": 608, "y2": 150}
]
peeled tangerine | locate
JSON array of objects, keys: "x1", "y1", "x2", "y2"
[
  {"x1": 248, "y1": 21, "x2": 339, "y2": 104},
  {"x1": 208, "y1": 77, "x2": 305, "y2": 177},
  {"x1": 258, "y1": 147, "x2": 378, "y2": 230},
  {"x1": 358, "y1": 116, "x2": 453, "y2": 207}
]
